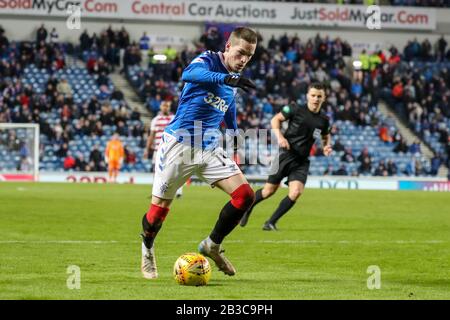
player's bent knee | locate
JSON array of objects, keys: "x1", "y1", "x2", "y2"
[
  {"x1": 288, "y1": 189, "x2": 302, "y2": 201},
  {"x1": 263, "y1": 184, "x2": 278, "y2": 198},
  {"x1": 230, "y1": 184, "x2": 255, "y2": 211}
]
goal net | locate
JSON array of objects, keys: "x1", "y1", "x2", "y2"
[{"x1": 0, "y1": 123, "x2": 39, "y2": 182}]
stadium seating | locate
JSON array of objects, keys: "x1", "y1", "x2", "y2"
[
  {"x1": 18, "y1": 64, "x2": 151, "y2": 172},
  {"x1": 1, "y1": 29, "x2": 447, "y2": 177},
  {"x1": 123, "y1": 34, "x2": 436, "y2": 177},
  {"x1": 381, "y1": 59, "x2": 450, "y2": 169}
]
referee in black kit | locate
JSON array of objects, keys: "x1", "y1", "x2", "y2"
[{"x1": 240, "y1": 82, "x2": 332, "y2": 230}]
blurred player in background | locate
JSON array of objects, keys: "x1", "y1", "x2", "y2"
[
  {"x1": 240, "y1": 82, "x2": 332, "y2": 230},
  {"x1": 105, "y1": 133, "x2": 124, "y2": 183},
  {"x1": 140, "y1": 27, "x2": 258, "y2": 279},
  {"x1": 144, "y1": 100, "x2": 183, "y2": 198}
]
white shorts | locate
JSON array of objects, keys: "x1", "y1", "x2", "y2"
[{"x1": 152, "y1": 133, "x2": 241, "y2": 199}]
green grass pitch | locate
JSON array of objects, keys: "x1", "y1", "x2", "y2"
[{"x1": 0, "y1": 182, "x2": 449, "y2": 300}]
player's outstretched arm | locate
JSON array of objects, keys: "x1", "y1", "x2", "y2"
[
  {"x1": 181, "y1": 60, "x2": 228, "y2": 85},
  {"x1": 181, "y1": 59, "x2": 255, "y2": 92},
  {"x1": 119, "y1": 143, "x2": 125, "y2": 165},
  {"x1": 322, "y1": 134, "x2": 332, "y2": 156},
  {"x1": 144, "y1": 130, "x2": 156, "y2": 158},
  {"x1": 271, "y1": 112, "x2": 290, "y2": 150},
  {"x1": 104, "y1": 143, "x2": 110, "y2": 163}
]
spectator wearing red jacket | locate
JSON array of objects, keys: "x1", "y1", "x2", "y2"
[{"x1": 64, "y1": 152, "x2": 76, "y2": 170}]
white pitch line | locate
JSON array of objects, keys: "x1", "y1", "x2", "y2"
[
  {"x1": 259, "y1": 240, "x2": 446, "y2": 244},
  {"x1": 0, "y1": 240, "x2": 119, "y2": 244},
  {"x1": 0, "y1": 240, "x2": 445, "y2": 245}
]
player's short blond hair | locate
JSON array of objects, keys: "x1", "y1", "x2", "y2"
[{"x1": 229, "y1": 27, "x2": 258, "y2": 45}]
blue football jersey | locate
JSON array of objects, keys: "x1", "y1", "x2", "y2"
[{"x1": 165, "y1": 51, "x2": 239, "y2": 149}]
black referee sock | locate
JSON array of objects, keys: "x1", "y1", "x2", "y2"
[
  {"x1": 254, "y1": 189, "x2": 264, "y2": 205},
  {"x1": 245, "y1": 189, "x2": 264, "y2": 216},
  {"x1": 210, "y1": 201, "x2": 246, "y2": 245},
  {"x1": 267, "y1": 196, "x2": 296, "y2": 225}
]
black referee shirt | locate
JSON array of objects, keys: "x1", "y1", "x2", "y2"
[{"x1": 280, "y1": 102, "x2": 331, "y2": 159}]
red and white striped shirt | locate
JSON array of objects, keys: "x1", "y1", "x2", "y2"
[{"x1": 150, "y1": 113, "x2": 174, "y2": 150}]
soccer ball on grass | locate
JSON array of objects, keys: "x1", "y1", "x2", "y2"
[{"x1": 173, "y1": 253, "x2": 211, "y2": 286}]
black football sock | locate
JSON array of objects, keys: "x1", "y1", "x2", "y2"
[
  {"x1": 244, "y1": 189, "x2": 264, "y2": 216},
  {"x1": 141, "y1": 214, "x2": 162, "y2": 249},
  {"x1": 254, "y1": 189, "x2": 264, "y2": 205},
  {"x1": 210, "y1": 201, "x2": 246, "y2": 245},
  {"x1": 267, "y1": 196, "x2": 296, "y2": 225}
]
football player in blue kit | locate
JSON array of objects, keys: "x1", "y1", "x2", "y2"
[{"x1": 141, "y1": 27, "x2": 258, "y2": 279}]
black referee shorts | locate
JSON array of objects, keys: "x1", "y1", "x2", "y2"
[{"x1": 267, "y1": 151, "x2": 310, "y2": 185}]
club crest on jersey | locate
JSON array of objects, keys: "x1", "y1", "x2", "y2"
[
  {"x1": 313, "y1": 128, "x2": 322, "y2": 139},
  {"x1": 160, "y1": 182, "x2": 169, "y2": 194},
  {"x1": 191, "y1": 57, "x2": 205, "y2": 64}
]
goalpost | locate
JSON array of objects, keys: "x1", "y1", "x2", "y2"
[{"x1": 0, "y1": 123, "x2": 40, "y2": 182}]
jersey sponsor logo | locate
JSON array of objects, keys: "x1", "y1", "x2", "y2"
[
  {"x1": 313, "y1": 128, "x2": 322, "y2": 139},
  {"x1": 204, "y1": 92, "x2": 229, "y2": 113}
]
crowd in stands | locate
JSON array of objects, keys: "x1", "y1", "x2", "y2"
[
  {"x1": 0, "y1": 24, "x2": 145, "y2": 173},
  {"x1": 1, "y1": 23, "x2": 449, "y2": 177},
  {"x1": 69, "y1": 24, "x2": 449, "y2": 174},
  {"x1": 376, "y1": 38, "x2": 450, "y2": 175},
  {"x1": 0, "y1": 25, "x2": 67, "y2": 79},
  {"x1": 78, "y1": 24, "x2": 447, "y2": 177}
]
